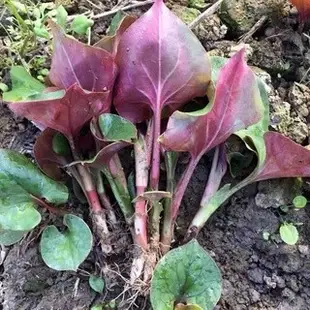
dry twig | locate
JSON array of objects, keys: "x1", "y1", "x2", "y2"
[
  {"x1": 189, "y1": 0, "x2": 224, "y2": 29},
  {"x1": 238, "y1": 15, "x2": 268, "y2": 43}
]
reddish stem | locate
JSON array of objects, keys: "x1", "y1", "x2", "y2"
[
  {"x1": 134, "y1": 136, "x2": 149, "y2": 250},
  {"x1": 150, "y1": 108, "x2": 161, "y2": 190},
  {"x1": 31, "y1": 195, "x2": 65, "y2": 215},
  {"x1": 161, "y1": 155, "x2": 200, "y2": 253}
]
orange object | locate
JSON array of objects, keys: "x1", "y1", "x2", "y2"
[{"x1": 290, "y1": 0, "x2": 310, "y2": 20}]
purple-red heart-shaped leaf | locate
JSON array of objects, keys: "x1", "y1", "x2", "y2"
[
  {"x1": 8, "y1": 84, "x2": 109, "y2": 141},
  {"x1": 160, "y1": 50, "x2": 263, "y2": 160},
  {"x1": 253, "y1": 131, "x2": 310, "y2": 182},
  {"x1": 34, "y1": 128, "x2": 69, "y2": 181},
  {"x1": 49, "y1": 21, "x2": 118, "y2": 99},
  {"x1": 114, "y1": 0, "x2": 210, "y2": 123}
]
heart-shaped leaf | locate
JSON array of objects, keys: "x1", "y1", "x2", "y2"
[
  {"x1": 89, "y1": 275, "x2": 105, "y2": 293},
  {"x1": 0, "y1": 149, "x2": 68, "y2": 232},
  {"x1": 150, "y1": 240, "x2": 222, "y2": 310},
  {"x1": 34, "y1": 128, "x2": 70, "y2": 180},
  {"x1": 0, "y1": 229, "x2": 26, "y2": 246},
  {"x1": 49, "y1": 21, "x2": 117, "y2": 96},
  {"x1": 114, "y1": 0, "x2": 210, "y2": 123},
  {"x1": 98, "y1": 113, "x2": 137, "y2": 142},
  {"x1": 8, "y1": 84, "x2": 109, "y2": 141},
  {"x1": 40, "y1": 214, "x2": 93, "y2": 271},
  {"x1": 3, "y1": 66, "x2": 45, "y2": 102},
  {"x1": 0, "y1": 149, "x2": 68, "y2": 204}
]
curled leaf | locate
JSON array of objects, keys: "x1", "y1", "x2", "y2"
[
  {"x1": 160, "y1": 50, "x2": 263, "y2": 160},
  {"x1": 34, "y1": 128, "x2": 70, "y2": 180},
  {"x1": 8, "y1": 84, "x2": 109, "y2": 141}
]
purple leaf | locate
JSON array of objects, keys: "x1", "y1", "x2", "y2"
[
  {"x1": 8, "y1": 84, "x2": 109, "y2": 141},
  {"x1": 67, "y1": 142, "x2": 131, "y2": 169},
  {"x1": 114, "y1": 0, "x2": 210, "y2": 123},
  {"x1": 253, "y1": 131, "x2": 310, "y2": 181},
  {"x1": 114, "y1": 0, "x2": 210, "y2": 188},
  {"x1": 94, "y1": 15, "x2": 136, "y2": 56},
  {"x1": 34, "y1": 128, "x2": 68, "y2": 180},
  {"x1": 159, "y1": 50, "x2": 264, "y2": 250},
  {"x1": 49, "y1": 21, "x2": 118, "y2": 98},
  {"x1": 160, "y1": 50, "x2": 263, "y2": 159}
]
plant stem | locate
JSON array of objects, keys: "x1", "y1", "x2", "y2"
[
  {"x1": 134, "y1": 136, "x2": 149, "y2": 250},
  {"x1": 96, "y1": 170, "x2": 117, "y2": 225},
  {"x1": 68, "y1": 137, "x2": 102, "y2": 213},
  {"x1": 31, "y1": 195, "x2": 65, "y2": 215},
  {"x1": 150, "y1": 109, "x2": 161, "y2": 190},
  {"x1": 187, "y1": 180, "x2": 248, "y2": 240},
  {"x1": 161, "y1": 155, "x2": 200, "y2": 253},
  {"x1": 102, "y1": 165, "x2": 134, "y2": 224}
]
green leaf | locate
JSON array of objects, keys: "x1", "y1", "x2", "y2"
[
  {"x1": 0, "y1": 171, "x2": 41, "y2": 231},
  {"x1": 175, "y1": 304, "x2": 203, "y2": 310},
  {"x1": 0, "y1": 149, "x2": 69, "y2": 204},
  {"x1": 0, "y1": 229, "x2": 26, "y2": 245},
  {"x1": 71, "y1": 15, "x2": 94, "y2": 35},
  {"x1": 293, "y1": 195, "x2": 307, "y2": 209},
  {"x1": 56, "y1": 5, "x2": 68, "y2": 28},
  {"x1": 52, "y1": 132, "x2": 71, "y2": 156},
  {"x1": 108, "y1": 11, "x2": 126, "y2": 36},
  {"x1": 89, "y1": 275, "x2": 105, "y2": 293},
  {"x1": 91, "y1": 306, "x2": 103, "y2": 310},
  {"x1": 235, "y1": 78, "x2": 270, "y2": 169},
  {"x1": 34, "y1": 26, "x2": 50, "y2": 39},
  {"x1": 280, "y1": 223, "x2": 299, "y2": 245},
  {"x1": 150, "y1": 240, "x2": 222, "y2": 310},
  {"x1": 99, "y1": 114, "x2": 137, "y2": 142},
  {"x1": 40, "y1": 214, "x2": 93, "y2": 271},
  {"x1": 210, "y1": 56, "x2": 228, "y2": 84},
  {"x1": 3, "y1": 66, "x2": 45, "y2": 102}
]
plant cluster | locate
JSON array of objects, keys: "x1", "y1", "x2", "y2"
[{"x1": 2, "y1": 0, "x2": 310, "y2": 308}]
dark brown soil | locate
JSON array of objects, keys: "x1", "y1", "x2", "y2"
[{"x1": 1, "y1": 0, "x2": 310, "y2": 309}]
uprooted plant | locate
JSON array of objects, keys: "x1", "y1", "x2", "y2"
[{"x1": 2, "y1": 0, "x2": 310, "y2": 308}]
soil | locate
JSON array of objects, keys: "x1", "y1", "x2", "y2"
[{"x1": 0, "y1": 0, "x2": 310, "y2": 309}]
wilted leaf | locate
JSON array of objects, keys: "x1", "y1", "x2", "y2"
[
  {"x1": 3, "y1": 66, "x2": 45, "y2": 102},
  {"x1": 40, "y1": 214, "x2": 93, "y2": 271},
  {"x1": 150, "y1": 240, "x2": 222, "y2": 310},
  {"x1": 280, "y1": 223, "x2": 299, "y2": 245},
  {"x1": 133, "y1": 191, "x2": 171, "y2": 203}
]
